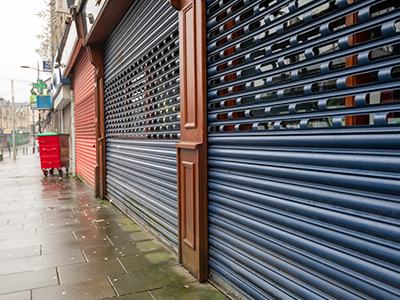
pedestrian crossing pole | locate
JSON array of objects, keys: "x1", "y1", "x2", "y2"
[
  {"x1": 11, "y1": 79, "x2": 16, "y2": 160},
  {"x1": 32, "y1": 107, "x2": 35, "y2": 154}
]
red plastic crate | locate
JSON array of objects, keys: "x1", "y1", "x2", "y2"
[{"x1": 37, "y1": 133, "x2": 69, "y2": 176}]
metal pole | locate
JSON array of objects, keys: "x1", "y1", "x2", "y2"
[
  {"x1": 11, "y1": 80, "x2": 16, "y2": 160},
  {"x1": 39, "y1": 111, "x2": 41, "y2": 133},
  {"x1": 52, "y1": 109, "x2": 55, "y2": 132},
  {"x1": 32, "y1": 107, "x2": 35, "y2": 153}
]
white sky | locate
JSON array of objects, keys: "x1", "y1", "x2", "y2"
[{"x1": 0, "y1": 0, "x2": 49, "y2": 103}]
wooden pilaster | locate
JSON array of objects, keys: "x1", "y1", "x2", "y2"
[
  {"x1": 170, "y1": 0, "x2": 208, "y2": 281},
  {"x1": 87, "y1": 43, "x2": 106, "y2": 200}
]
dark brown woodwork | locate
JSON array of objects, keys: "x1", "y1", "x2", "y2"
[
  {"x1": 84, "y1": 0, "x2": 135, "y2": 46},
  {"x1": 172, "y1": 0, "x2": 208, "y2": 281},
  {"x1": 179, "y1": 148, "x2": 200, "y2": 274},
  {"x1": 74, "y1": 9, "x2": 86, "y2": 39},
  {"x1": 60, "y1": 10, "x2": 88, "y2": 78},
  {"x1": 63, "y1": 38, "x2": 83, "y2": 78},
  {"x1": 182, "y1": 159, "x2": 195, "y2": 250},
  {"x1": 169, "y1": 0, "x2": 191, "y2": 10},
  {"x1": 87, "y1": 43, "x2": 106, "y2": 199}
]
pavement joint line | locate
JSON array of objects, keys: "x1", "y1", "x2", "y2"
[
  {"x1": 107, "y1": 276, "x2": 120, "y2": 297},
  {"x1": 115, "y1": 257, "x2": 128, "y2": 274},
  {"x1": 148, "y1": 291, "x2": 157, "y2": 300},
  {"x1": 81, "y1": 249, "x2": 89, "y2": 263},
  {"x1": 56, "y1": 267, "x2": 61, "y2": 285},
  {"x1": 0, "y1": 289, "x2": 32, "y2": 298},
  {"x1": 106, "y1": 234, "x2": 115, "y2": 246}
]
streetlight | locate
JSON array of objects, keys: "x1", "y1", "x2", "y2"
[
  {"x1": 21, "y1": 63, "x2": 44, "y2": 153},
  {"x1": 21, "y1": 63, "x2": 41, "y2": 80}
]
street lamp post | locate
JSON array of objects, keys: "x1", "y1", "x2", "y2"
[
  {"x1": 21, "y1": 64, "x2": 40, "y2": 80},
  {"x1": 32, "y1": 104, "x2": 35, "y2": 153}
]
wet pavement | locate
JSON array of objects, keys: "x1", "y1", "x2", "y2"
[{"x1": 0, "y1": 151, "x2": 227, "y2": 299}]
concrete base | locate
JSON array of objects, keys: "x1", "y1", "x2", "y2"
[{"x1": 209, "y1": 272, "x2": 251, "y2": 300}]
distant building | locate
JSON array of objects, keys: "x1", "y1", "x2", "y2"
[{"x1": 0, "y1": 98, "x2": 32, "y2": 132}]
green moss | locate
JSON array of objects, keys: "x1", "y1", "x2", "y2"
[{"x1": 149, "y1": 282, "x2": 228, "y2": 300}]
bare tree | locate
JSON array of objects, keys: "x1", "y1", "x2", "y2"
[{"x1": 35, "y1": 0, "x2": 65, "y2": 63}]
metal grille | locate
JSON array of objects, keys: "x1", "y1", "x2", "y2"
[
  {"x1": 103, "y1": 0, "x2": 180, "y2": 249},
  {"x1": 206, "y1": 0, "x2": 400, "y2": 299}
]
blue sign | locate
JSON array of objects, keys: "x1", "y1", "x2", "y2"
[
  {"x1": 37, "y1": 95, "x2": 52, "y2": 109},
  {"x1": 51, "y1": 68, "x2": 70, "y2": 99},
  {"x1": 43, "y1": 61, "x2": 52, "y2": 73}
]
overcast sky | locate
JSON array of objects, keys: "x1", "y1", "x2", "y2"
[{"x1": 0, "y1": 0, "x2": 49, "y2": 103}]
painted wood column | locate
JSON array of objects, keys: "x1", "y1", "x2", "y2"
[
  {"x1": 171, "y1": 0, "x2": 208, "y2": 281},
  {"x1": 87, "y1": 43, "x2": 106, "y2": 200}
]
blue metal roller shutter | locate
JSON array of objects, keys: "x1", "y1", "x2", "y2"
[
  {"x1": 206, "y1": 0, "x2": 400, "y2": 299},
  {"x1": 103, "y1": 0, "x2": 180, "y2": 250}
]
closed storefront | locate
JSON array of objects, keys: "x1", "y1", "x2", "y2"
[
  {"x1": 103, "y1": 0, "x2": 180, "y2": 251},
  {"x1": 206, "y1": 0, "x2": 400, "y2": 299},
  {"x1": 74, "y1": 48, "x2": 96, "y2": 188}
]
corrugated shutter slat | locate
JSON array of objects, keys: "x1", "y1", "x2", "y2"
[
  {"x1": 103, "y1": 0, "x2": 180, "y2": 249},
  {"x1": 206, "y1": 0, "x2": 400, "y2": 299}
]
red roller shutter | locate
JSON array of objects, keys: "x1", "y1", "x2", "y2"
[{"x1": 74, "y1": 47, "x2": 96, "y2": 188}]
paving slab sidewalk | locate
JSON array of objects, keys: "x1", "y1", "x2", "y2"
[{"x1": 0, "y1": 152, "x2": 228, "y2": 300}]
